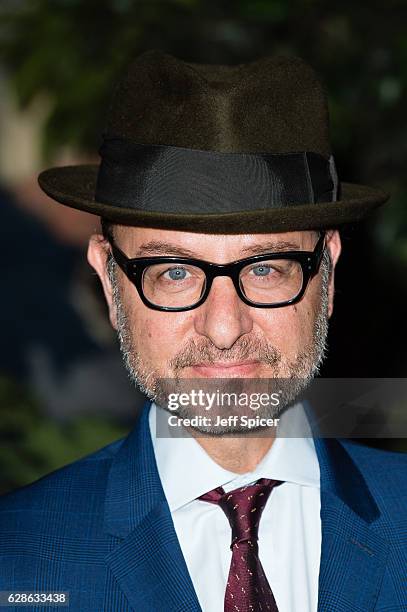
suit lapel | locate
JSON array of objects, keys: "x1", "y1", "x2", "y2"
[
  {"x1": 315, "y1": 439, "x2": 389, "y2": 612},
  {"x1": 104, "y1": 402, "x2": 201, "y2": 612}
]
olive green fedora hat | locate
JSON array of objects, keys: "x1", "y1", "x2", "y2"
[{"x1": 38, "y1": 50, "x2": 388, "y2": 234}]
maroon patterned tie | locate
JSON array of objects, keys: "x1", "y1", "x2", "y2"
[{"x1": 199, "y1": 478, "x2": 281, "y2": 612}]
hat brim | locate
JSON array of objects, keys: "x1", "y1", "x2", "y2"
[{"x1": 38, "y1": 164, "x2": 389, "y2": 234}]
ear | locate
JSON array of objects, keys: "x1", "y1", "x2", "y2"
[
  {"x1": 325, "y1": 230, "x2": 342, "y2": 318},
  {"x1": 87, "y1": 234, "x2": 118, "y2": 330}
]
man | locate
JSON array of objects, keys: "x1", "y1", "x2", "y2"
[{"x1": 0, "y1": 50, "x2": 406, "y2": 612}]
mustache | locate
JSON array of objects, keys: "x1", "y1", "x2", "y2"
[{"x1": 169, "y1": 335, "x2": 282, "y2": 372}]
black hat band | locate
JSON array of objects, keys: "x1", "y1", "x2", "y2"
[{"x1": 95, "y1": 137, "x2": 339, "y2": 214}]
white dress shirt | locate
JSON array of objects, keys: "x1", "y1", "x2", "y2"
[{"x1": 149, "y1": 402, "x2": 321, "y2": 612}]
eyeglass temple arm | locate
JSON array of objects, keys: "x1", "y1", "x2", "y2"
[
  {"x1": 108, "y1": 238, "x2": 130, "y2": 276},
  {"x1": 310, "y1": 231, "x2": 326, "y2": 276}
]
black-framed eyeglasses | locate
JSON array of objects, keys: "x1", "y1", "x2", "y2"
[{"x1": 109, "y1": 232, "x2": 326, "y2": 312}]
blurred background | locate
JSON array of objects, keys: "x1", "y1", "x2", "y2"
[{"x1": 1, "y1": 0, "x2": 406, "y2": 494}]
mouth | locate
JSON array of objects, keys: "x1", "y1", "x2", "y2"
[{"x1": 190, "y1": 360, "x2": 260, "y2": 377}]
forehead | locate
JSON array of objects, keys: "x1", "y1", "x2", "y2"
[{"x1": 113, "y1": 226, "x2": 318, "y2": 260}]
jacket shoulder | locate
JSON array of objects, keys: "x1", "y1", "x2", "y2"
[{"x1": 341, "y1": 439, "x2": 407, "y2": 472}]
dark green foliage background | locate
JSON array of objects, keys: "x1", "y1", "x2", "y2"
[{"x1": 0, "y1": 378, "x2": 127, "y2": 494}]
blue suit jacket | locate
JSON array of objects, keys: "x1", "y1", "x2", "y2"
[{"x1": 0, "y1": 402, "x2": 406, "y2": 611}]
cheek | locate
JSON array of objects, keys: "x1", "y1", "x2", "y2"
[
  {"x1": 254, "y1": 300, "x2": 316, "y2": 356},
  {"x1": 129, "y1": 300, "x2": 194, "y2": 365}
]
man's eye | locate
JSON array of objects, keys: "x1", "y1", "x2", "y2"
[
  {"x1": 163, "y1": 267, "x2": 189, "y2": 281},
  {"x1": 250, "y1": 264, "x2": 274, "y2": 277},
  {"x1": 246, "y1": 261, "x2": 293, "y2": 278}
]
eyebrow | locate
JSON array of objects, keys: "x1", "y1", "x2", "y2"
[
  {"x1": 134, "y1": 239, "x2": 302, "y2": 258},
  {"x1": 134, "y1": 242, "x2": 199, "y2": 257},
  {"x1": 241, "y1": 241, "x2": 301, "y2": 255}
]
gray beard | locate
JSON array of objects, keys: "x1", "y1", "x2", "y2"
[{"x1": 108, "y1": 252, "x2": 331, "y2": 434}]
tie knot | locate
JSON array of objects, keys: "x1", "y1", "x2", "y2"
[{"x1": 200, "y1": 478, "x2": 281, "y2": 548}]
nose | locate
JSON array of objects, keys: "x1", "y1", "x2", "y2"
[{"x1": 193, "y1": 276, "x2": 253, "y2": 349}]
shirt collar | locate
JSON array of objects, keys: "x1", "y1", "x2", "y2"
[{"x1": 149, "y1": 402, "x2": 320, "y2": 512}]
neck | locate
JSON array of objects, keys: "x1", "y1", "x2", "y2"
[{"x1": 193, "y1": 432, "x2": 275, "y2": 473}]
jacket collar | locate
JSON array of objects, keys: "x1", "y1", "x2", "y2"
[
  {"x1": 314, "y1": 437, "x2": 380, "y2": 523},
  {"x1": 104, "y1": 401, "x2": 166, "y2": 539},
  {"x1": 104, "y1": 402, "x2": 202, "y2": 611}
]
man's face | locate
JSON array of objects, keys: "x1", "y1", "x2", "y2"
[{"x1": 88, "y1": 227, "x2": 341, "y2": 427}]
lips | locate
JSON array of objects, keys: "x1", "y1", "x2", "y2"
[
  {"x1": 190, "y1": 360, "x2": 260, "y2": 377},
  {"x1": 194, "y1": 361, "x2": 257, "y2": 368}
]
